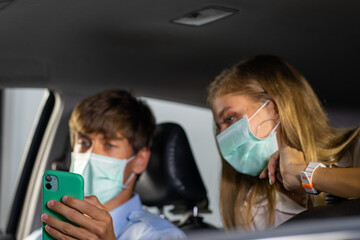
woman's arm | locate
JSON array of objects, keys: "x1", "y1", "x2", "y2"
[
  {"x1": 260, "y1": 146, "x2": 360, "y2": 198},
  {"x1": 312, "y1": 167, "x2": 360, "y2": 198}
]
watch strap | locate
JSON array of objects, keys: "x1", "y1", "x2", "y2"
[{"x1": 301, "y1": 162, "x2": 326, "y2": 195}]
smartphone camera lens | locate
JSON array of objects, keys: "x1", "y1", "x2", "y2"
[
  {"x1": 45, "y1": 175, "x2": 52, "y2": 182},
  {"x1": 45, "y1": 183, "x2": 52, "y2": 190}
]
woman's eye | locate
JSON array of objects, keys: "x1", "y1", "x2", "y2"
[{"x1": 224, "y1": 116, "x2": 234, "y2": 124}]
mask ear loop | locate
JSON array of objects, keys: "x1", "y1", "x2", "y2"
[
  {"x1": 126, "y1": 155, "x2": 135, "y2": 163},
  {"x1": 270, "y1": 121, "x2": 281, "y2": 134},
  {"x1": 254, "y1": 119, "x2": 276, "y2": 137},
  {"x1": 249, "y1": 99, "x2": 270, "y2": 121},
  {"x1": 123, "y1": 172, "x2": 136, "y2": 189},
  {"x1": 250, "y1": 100, "x2": 280, "y2": 138},
  {"x1": 122, "y1": 155, "x2": 136, "y2": 189},
  {"x1": 254, "y1": 119, "x2": 281, "y2": 137}
]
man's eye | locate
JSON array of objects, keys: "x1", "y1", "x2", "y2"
[
  {"x1": 78, "y1": 140, "x2": 91, "y2": 147},
  {"x1": 105, "y1": 143, "x2": 116, "y2": 148}
]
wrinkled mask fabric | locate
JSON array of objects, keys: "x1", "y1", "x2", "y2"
[
  {"x1": 216, "y1": 100, "x2": 279, "y2": 176},
  {"x1": 70, "y1": 152, "x2": 135, "y2": 204}
]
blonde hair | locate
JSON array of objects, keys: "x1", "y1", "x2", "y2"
[{"x1": 207, "y1": 55, "x2": 360, "y2": 230}]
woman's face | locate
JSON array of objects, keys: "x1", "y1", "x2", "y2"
[{"x1": 211, "y1": 93, "x2": 280, "y2": 140}]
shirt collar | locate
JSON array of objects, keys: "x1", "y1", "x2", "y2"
[
  {"x1": 275, "y1": 191, "x2": 306, "y2": 214},
  {"x1": 109, "y1": 194, "x2": 143, "y2": 237},
  {"x1": 252, "y1": 190, "x2": 306, "y2": 214}
]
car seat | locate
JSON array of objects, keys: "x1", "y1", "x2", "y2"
[{"x1": 134, "y1": 122, "x2": 217, "y2": 233}]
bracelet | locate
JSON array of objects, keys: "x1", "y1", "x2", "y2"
[{"x1": 300, "y1": 162, "x2": 326, "y2": 195}]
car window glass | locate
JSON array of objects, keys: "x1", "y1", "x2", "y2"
[{"x1": 0, "y1": 88, "x2": 46, "y2": 233}]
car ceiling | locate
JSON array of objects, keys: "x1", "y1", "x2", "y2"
[{"x1": 0, "y1": 0, "x2": 359, "y2": 109}]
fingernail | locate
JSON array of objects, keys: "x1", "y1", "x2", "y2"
[
  {"x1": 41, "y1": 214, "x2": 48, "y2": 221},
  {"x1": 45, "y1": 225, "x2": 51, "y2": 231},
  {"x1": 62, "y1": 195, "x2": 68, "y2": 202},
  {"x1": 269, "y1": 178, "x2": 272, "y2": 185},
  {"x1": 47, "y1": 200, "x2": 54, "y2": 208}
]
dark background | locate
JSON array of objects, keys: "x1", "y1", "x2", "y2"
[{"x1": 0, "y1": 0, "x2": 359, "y2": 111}]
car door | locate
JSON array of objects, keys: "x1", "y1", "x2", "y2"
[{"x1": 0, "y1": 89, "x2": 62, "y2": 240}]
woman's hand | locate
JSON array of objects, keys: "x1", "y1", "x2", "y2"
[
  {"x1": 260, "y1": 146, "x2": 307, "y2": 193},
  {"x1": 260, "y1": 146, "x2": 360, "y2": 198},
  {"x1": 42, "y1": 195, "x2": 116, "y2": 240}
]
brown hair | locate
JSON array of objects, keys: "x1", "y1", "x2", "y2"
[
  {"x1": 207, "y1": 55, "x2": 360, "y2": 230},
  {"x1": 69, "y1": 89, "x2": 156, "y2": 153}
]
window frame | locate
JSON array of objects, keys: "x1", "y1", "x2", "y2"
[{"x1": 0, "y1": 89, "x2": 63, "y2": 240}]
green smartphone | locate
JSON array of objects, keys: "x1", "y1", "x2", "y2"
[{"x1": 42, "y1": 170, "x2": 84, "y2": 240}]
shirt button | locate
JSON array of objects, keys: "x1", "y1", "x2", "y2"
[{"x1": 127, "y1": 211, "x2": 144, "y2": 222}]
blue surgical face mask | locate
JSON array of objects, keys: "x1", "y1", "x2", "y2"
[
  {"x1": 216, "y1": 100, "x2": 280, "y2": 176},
  {"x1": 70, "y1": 152, "x2": 135, "y2": 204}
]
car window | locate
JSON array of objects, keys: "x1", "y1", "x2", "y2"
[{"x1": 0, "y1": 88, "x2": 46, "y2": 233}]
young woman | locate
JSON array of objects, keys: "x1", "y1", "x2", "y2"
[{"x1": 207, "y1": 55, "x2": 360, "y2": 231}]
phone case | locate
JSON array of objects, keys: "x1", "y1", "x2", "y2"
[{"x1": 42, "y1": 170, "x2": 84, "y2": 240}]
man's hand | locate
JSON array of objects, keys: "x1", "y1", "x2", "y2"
[
  {"x1": 42, "y1": 195, "x2": 116, "y2": 240},
  {"x1": 260, "y1": 146, "x2": 307, "y2": 192}
]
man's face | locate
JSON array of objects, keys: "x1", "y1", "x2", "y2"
[
  {"x1": 73, "y1": 132, "x2": 134, "y2": 159},
  {"x1": 73, "y1": 131, "x2": 135, "y2": 181}
]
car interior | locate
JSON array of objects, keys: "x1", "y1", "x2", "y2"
[
  {"x1": 134, "y1": 122, "x2": 218, "y2": 232},
  {"x1": 0, "y1": 0, "x2": 360, "y2": 239}
]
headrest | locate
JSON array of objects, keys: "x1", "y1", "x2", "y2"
[{"x1": 134, "y1": 122, "x2": 208, "y2": 210}]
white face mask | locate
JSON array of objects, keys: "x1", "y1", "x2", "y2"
[{"x1": 70, "y1": 152, "x2": 135, "y2": 204}]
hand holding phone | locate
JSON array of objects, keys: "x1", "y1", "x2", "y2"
[{"x1": 42, "y1": 170, "x2": 84, "y2": 240}]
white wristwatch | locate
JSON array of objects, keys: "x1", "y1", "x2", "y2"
[{"x1": 300, "y1": 162, "x2": 326, "y2": 195}]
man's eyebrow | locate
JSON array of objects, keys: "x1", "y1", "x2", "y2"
[
  {"x1": 76, "y1": 132, "x2": 124, "y2": 141},
  {"x1": 102, "y1": 136, "x2": 124, "y2": 141},
  {"x1": 77, "y1": 132, "x2": 89, "y2": 138}
]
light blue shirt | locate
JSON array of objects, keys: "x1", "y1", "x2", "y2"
[{"x1": 24, "y1": 194, "x2": 186, "y2": 240}]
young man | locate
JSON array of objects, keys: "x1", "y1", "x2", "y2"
[{"x1": 25, "y1": 89, "x2": 186, "y2": 239}]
